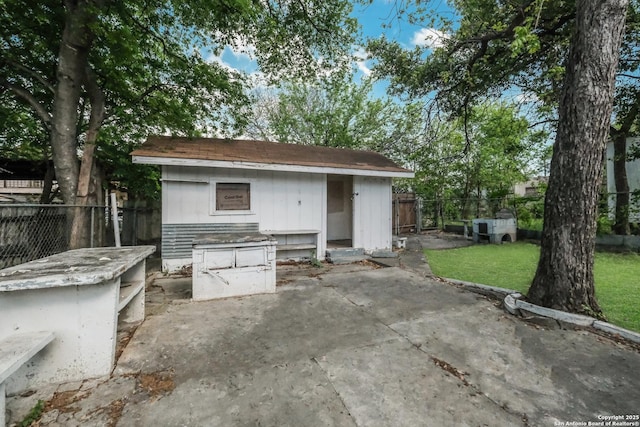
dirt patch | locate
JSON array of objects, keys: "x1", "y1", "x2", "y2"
[
  {"x1": 276, "y1": 260, "x2": 302, "y2": 266},
  {"x1": 357, "y1": 259, "x2": 384, "y2": 269},
  {"x1": 177, "y1": 264, "x2": 192, "y2": 277},
  {"x1": 80, "y1": 397, "x2": 126, "y2": 427},
  {"x1": 589, "y1": 327, "x2": 640, "y2": 352},
  {"x1": 45, "y1": 389, "x2": 88, "y2": 414},
  {"x1": 136, "y1": 369, "x2": 176, "y2": 400},
  {"x1": 431, "y1": 356, "x2": 470, "y2": 386},
  {"x1": 106, "y1": 399, "x2": 124, "y2": 427}
]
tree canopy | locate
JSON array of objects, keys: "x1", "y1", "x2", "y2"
[
  {"x1": 412, "y1": 102, "x2": 543, "y2": 224},
  {"x1": 245, "y1": 74, "x2": 424, "y2": 165},
  {"x1": 0, "y1": 0, "x2": 358, "y2": 203},
  {"x1": 367, "y1": 0, "x2": 630, "y2": 315}
]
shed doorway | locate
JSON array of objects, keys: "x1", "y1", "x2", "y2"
[{"x1": 327, "y1": 175, "x2": 353, "y2": 248}]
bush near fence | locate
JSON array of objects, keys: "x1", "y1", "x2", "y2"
[
  {"x1": 419, "y1": 193, "x2": 630, "y2": 233},
  {"x1": 424, "y1": 194, "x2": 640, "y2": 251}
]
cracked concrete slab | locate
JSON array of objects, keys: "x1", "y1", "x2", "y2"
[
  {"x1": 321, "y1": 268, "x2": 480, "y2": 324},
  {"x1": 315, "y1": 338, "x2": 525, "y2": 426},
  {"x1": 116, "y1": 284, "x2": 397, "y2": 382},
  {"x1": 6, "y1": 248, "x2": 640, "y2": 427},
  {"x1": 118, "y1": 359, "x2": 356, "y2": 427}
]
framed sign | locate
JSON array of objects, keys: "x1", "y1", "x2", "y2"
[{"x1": 215, "y1": 183, "x2": 251, "y2": 211}]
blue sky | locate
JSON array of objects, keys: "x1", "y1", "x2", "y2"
[
  {"x1": 209, "y1": 0, "x2": 456, "y2": 90},
  {"x1": 352, "y1": 0, "x2": 454, "y2": 80}
]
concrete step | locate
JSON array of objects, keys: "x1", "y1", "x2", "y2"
[
  {"x1": 326, "y1": 247, "x2": 365, "y2": 258},
  {"x1": 326, "y1": 255, "x2": 369, "y2": 265},
  {"x1": 326, "y1": 248, "x2": 368, "y2": 264},
  {"x1": 370, "y1": 250, "x2": 398, "y2": 258}
]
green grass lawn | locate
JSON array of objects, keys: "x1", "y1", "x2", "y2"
[{"x1": 424, "y1": 242, "x2": 640, "y2": 333}]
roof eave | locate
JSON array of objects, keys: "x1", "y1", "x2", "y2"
[{"x1": 132, "y1": 155, "x2": 415, "y2": 179}]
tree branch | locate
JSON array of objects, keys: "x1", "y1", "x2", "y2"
[
  {"x1": 449, "y1": 0, "x2": 535, "y2": 55},
  {"x1": 291, "y1": 0, "x2": 331, "y2": 34},
  {"x1": 528, "y1": 118, "x2": 557, "y2": 128},
  {"x1": 0, "y1": 78, "x2": 51, "y2": 126},
  {"x1": 84, "y1": 66, "x2": 106, "y2": 134},
  {"x1": 121, "y1": 8, "x2": 187, "y2": 65},
  {"x1": 1, "y1": 58, "x2": 55, "y2": 93},
  {"x1": 617, "y1": 73, "x2": 640, "y2": 80},
  {"x1": 612, "y1": 91, "x2": 640, "y2": 136}
]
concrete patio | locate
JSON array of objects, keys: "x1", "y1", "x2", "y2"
[{"x1": 6, "y1": 234, "x2": 640, "y2": 426}]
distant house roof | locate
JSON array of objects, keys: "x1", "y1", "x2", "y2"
[{"x1": 131, "y1": 136, "x2": 414, "y2": 178}]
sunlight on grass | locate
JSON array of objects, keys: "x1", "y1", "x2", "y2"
[
  {"x1": 424, "y1": 243, "x2": 640, "y2": 333},
  {"x1": 425, "y1": 243, "x2": 539, "y2": 293}
]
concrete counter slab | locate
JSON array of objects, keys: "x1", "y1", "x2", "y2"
[{"x1": 0, "y1": 246, "x2": 155, "y2": 291}]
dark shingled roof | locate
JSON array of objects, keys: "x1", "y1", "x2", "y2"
[{"x1": 131, "y1": 136, "x2": 412, "y2": 175}]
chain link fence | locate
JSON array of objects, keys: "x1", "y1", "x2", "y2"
[
  {"x1": 0, "y1": 203, "x2": 160, "y2": 269},
  {"x1": 420, "y1": 194, "x2": 547, "y2": 231}
]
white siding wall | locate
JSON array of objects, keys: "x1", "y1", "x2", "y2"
[
  {"x1": 353, "y1": 176, "x2": 392, "y2": 250},
  {"x1": 162, "y1": 165, "x2": 325, "y2": 232},
  {"x1": 161, "y1": 166, "x2": 393, "y2": 259}
]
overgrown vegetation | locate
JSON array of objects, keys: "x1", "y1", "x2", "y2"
[
  {"x1": 20, "y1": 399, "x2": 44, "y2": 427},
  {"x1": 425, "y1": 243, "x2": 640, "y2": 332}
]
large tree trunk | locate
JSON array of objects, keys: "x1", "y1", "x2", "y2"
[
  {"x1": 50, "y1": 1, "x2": 96, "y2": 205},
  {"x1": 69, "y1": 67, "x2": 105, "y2": 249},
  {"x1": 612, "y1": 132, "x2": 630, "y2": 235},
  {"x1": 528, "y1": 0, "x2": 628, "y2": 315}
]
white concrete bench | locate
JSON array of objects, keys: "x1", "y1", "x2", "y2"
[
  {"x1": 0, "y1": 331, "x2": 54, "y2": 426},
  {"x1": 0, "y1": 246, "x2": 155, "y2": 394}
]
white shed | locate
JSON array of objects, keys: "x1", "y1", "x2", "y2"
[{"x1": 132, "y1": 136, "x2": 414, "y2": 272}]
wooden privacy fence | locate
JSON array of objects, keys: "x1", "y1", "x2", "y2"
[{"x1": 392, "y1": 193, "x2": 420, "y2": 235}]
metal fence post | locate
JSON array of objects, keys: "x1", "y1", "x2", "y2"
[
  {"x1": 90, "y1": 206, "x2": 95, "y2": 248},
  {"x1": 111, "y1": 193, "x2": 121, "y2": 247},
  {"x1": 133, "y1": 207, "x2": 138, "y2": 245}
]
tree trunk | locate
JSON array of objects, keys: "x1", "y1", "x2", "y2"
[
  {"x1": 528, "y1": 0, "x2": 628, "y2": 315},
  {"x1": 39, "y1": 162, "x2": 57, "y2": 204},
  {"x1": 612, "y1": 132, "x2": 630, "y2": 235},
  {"x1": 50, "y1": 1, "x2": 96, "y2": 205},
  {"x1": 69, "y1": 67, "x2": 105, "y2": 249},
  {"x1": 461, "y1": 178, "x2": 471, "y2": 218}
]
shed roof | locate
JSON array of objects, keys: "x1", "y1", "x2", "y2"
[{"x1": 131, "y1": 136, "x2": 414, "y2": 178}]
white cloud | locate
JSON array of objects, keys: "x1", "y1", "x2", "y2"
[
  {"x1": 411, "y1": 28, "x2": 449, "y2": 49},
  {"x1": 228, "y1": 36, "x2": 257, "y2": 62},
  {"x1": 205, "y1": 51, "x2": 237, "y2": 73},
  {"x1": 513, "y1": 92, "x2": 539, "y2": 104},
  {"x1": 353, "y1": 48, "x2": 372, "y2": 76},
  {"x1": 356, "y1": 61, "x2": 372, "y2": 76}
]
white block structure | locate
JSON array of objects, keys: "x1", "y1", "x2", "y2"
[
  {"x1": 472, "y1": 218, "x2": 517, "y2": 243},
  {"x1": 0, "y1": 246, "x2": 155, "y2": 393},
  {"x1": 192, "y1": 233, "x2": 276, "y2": 301},
  {"x1": 0, "y1": 331, "x2": 54, "y2": 426}
]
